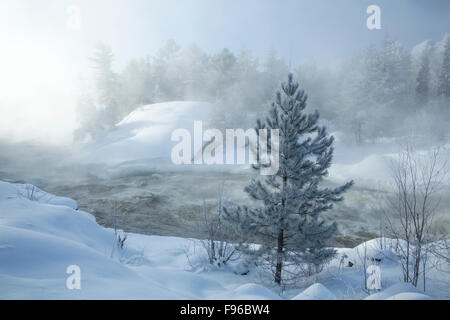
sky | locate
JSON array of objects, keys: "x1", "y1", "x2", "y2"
[{"x1": 0, "y1": 0, "x2": 449, "y2": 144}]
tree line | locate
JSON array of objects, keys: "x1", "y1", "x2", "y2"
[{"x1": 75, "y1": 34, "x2": 450, "y2": 144}]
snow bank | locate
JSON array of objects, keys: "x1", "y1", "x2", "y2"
[
  {"x1": 3, "y1": 182, "x2": 78, "y2": 210},
  {"x1": 330, "y1": 153, "x2": 395, "y2": 184},
  {"x1": 365, "y1": 283, "x2": 430, "y2": 300},
  {"x1": 222, "y1": 283, "x2": 282, "y2": 300},
  {"x1": 79, "y1": 101, "x2": 212, "y2": 164},
  {"x1": 1, "y1": 180, "x2": 446, "y2": 299},
  {"x1": 0, "y1": 181, "x2": 178, "y2": 299},
  {"x1": 386, "y1": 292, "x2": 431, "y2": 300},
  {"x1": 291, "y1": 283, "x2": 337, "y2": 300},
  {"x1": 0, "y1": 180, "x2": 280, "y2": 299}
]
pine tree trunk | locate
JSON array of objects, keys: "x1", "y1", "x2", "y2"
[
  {"x1": 275, "y1": 176, "x2": 287, "y2": 284},
  {"x1": 275, "y1": 229, "x2": 284, "y2": 284}
]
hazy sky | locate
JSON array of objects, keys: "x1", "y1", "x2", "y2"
[
  {"x1": 1, "y1": 0, "x2": 449, "y2": 144},
  {"x1": 6, "y1": 0, "x2": 444, "y2": 65}
]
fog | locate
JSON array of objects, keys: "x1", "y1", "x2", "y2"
[
  {"x1": 1, "y1": 1, "x2": 449, "y2": 244},
  {"x1": 1, "y1": 0, "x2": 450, "y2": 144},
  {"x1": 3, "y1": 1, "x2": 450, "y2": 301}
]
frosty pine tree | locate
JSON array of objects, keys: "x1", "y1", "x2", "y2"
[
  {"x1": 438, "y1": 35, "x2": 450, "y2": 99},
  {"x1": 224, "y1": 74, "x2": 353, "y2": 285}
]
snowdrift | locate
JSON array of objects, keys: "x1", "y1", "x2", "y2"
[
  {"x1": 79, "y1": 101, "x2": 212, "y2": 165},
  {"x1": 292, "y1": 283, "x2": 337, "y2": 300},
  {"x1": 0, "y1": 180, "x2": 447, "y2": 299},
  {"x1": 0, "y1": 181, "x2": 178, "y2": 299},
  {"x1": 0, "y1": 181, "x2": 278, "y2": 299},
  {"x1": 365, "y1": 283, "x2": 430, "y2": 300}
]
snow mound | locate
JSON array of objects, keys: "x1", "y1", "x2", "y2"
[
  {"x1": 80, "y1": 101, "x2": 212, "y2": 164},
  {"x1": 386, "y1": 292, "x2": 431, "y2": 300},
  {"x1": 228, "y1": 283, "x2": 282, "y2": 300},
  {"x1": 292, "y1": 283, "x2": 337, "y2": 300},
  {"x1": 0, "y1": 181, "x2": 77, "y2": 210},
  {"x1": 348, "y1": 238, "x2": 400, "y2": 264},
  {"x1": 365, "y1": 283, "x2": 429, "y2": 300},
  {"x1": 0, "y1": 181, "x2": 179, "y2": 299},
  {"x1": 330, "y1": 153, "x2": 395, "y2": 183},
  {"x1": 0, "y1": 180, "x2": 283, "y2": 299}
]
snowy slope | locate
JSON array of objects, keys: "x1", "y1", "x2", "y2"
[
  {"x1": 0, "y1": 181, "x2": 279, "y2": 299},
  {"x1": 78, "y1": 101, "x2": 212, "y2": 165},
  {"x1": 364, "y1": 283, "x2": 430, "y2": 300},
  {"x1": 292, "y1": 283, "x2": 337, "y2": 300},
  {"x1": 0, "y1": 181, "x2": 447, "y2": 299},
  {"x1": 0, "y1": 181, "x2": 178, "y2": 299}
]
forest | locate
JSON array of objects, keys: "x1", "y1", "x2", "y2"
[{"x1": 75, "y1": 34, "x2": 450, "y2": 146}]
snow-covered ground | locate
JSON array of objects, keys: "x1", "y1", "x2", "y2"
[
  {"x1": 1, "y1": 180, "x2": 448, "y2": 299},
  {"x1": 76, "y1": 101, "x2": 212, "y2": 165}
]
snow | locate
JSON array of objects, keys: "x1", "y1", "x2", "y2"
[
  {"x1": 0, "y1": 180, "x2": 448, "y2": 299},
  {"x1": 228, "y1": 284, "x2": 282, "y2": 300},
  {"x1": 365, "y1": 283, "x2": 429, "y2": 300},
  {"x1": 385, "y1": 292, "x2": 431, "y2": 300},
  {"x1": 291, "y1": 283, "x2": 337, "y2": 300},
  {"x1": 0, "y1": 180, "x2": 278, "y2": 299},
  {"x1": 72, "y1": 101, "x2": 266, "y2": 175},
  {"x1": 330, "y1": 153, "x2": 394, "y2": 184},
  {"x1": 11, "y1": 182, "x2": 78, "y2": 210},
  {"x1": 78, "y1": 101, "x2": 212, "y2": 165},
  {"x1": 330, "y1": 142, "x2": 450, "y2": 186}
]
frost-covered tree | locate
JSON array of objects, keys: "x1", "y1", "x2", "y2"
[
  {"x1": 416, "y1": 53, "x2": 430, "y2": 105},
  {"x1": 121, "y1": 57, "x2": 153, "y2": 108},
  {"x1": 177, "y1": 44, "x2": 210, "y2": 100},
  {"x1": 92, "y1": 44, "x2": 119, "y2": 108},
  {"x1": 224, "y1": 74, "x2": 353, "y2": 285},
  {"x1": 264, "y1": 48, "x2": 288, "y2": 96},
  {"x1": 209, "y1": 48, "x2": 261, "y2": 129},
  {"x1": 438, "y1": 35, "x2": 450, "y2": 99},
  {"x1": 91, "y1": 43, "x2": 123, "y2": 129},
  {"x1": 152, "y1": 39, "x2": 182, "y2": 101},
  {"x1": 208, "y1": 48, "x2": 237, "y2": 100}
]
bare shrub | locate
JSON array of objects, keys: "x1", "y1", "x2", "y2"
[{"x1": 382, "y1": 144, "x2": 449, "y2": 288}]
